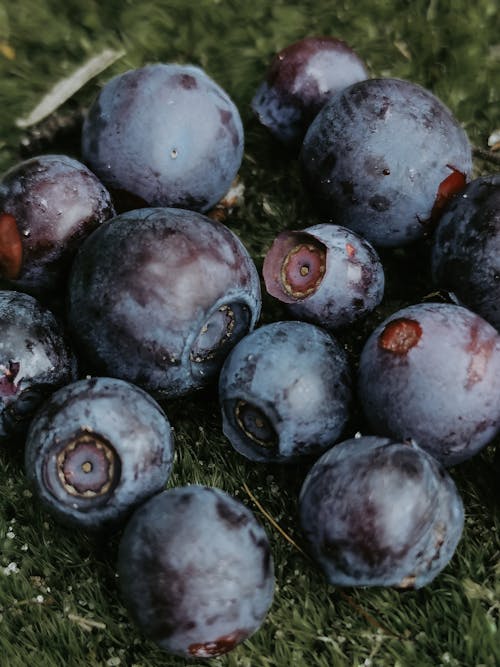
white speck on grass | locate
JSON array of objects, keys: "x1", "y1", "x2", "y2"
[
  {"x1": 488, "y1": 129, "x2": 500, "y2": 147},
  {"x1": 3, "y1": 562, "x2": 19, "y2": 575}
]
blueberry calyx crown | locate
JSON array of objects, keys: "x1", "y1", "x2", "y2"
[
  {"x1": 189, "y1": 301, "x2": 251, "y2": 372},
  {"x1": 48, "y1": 432, "x2": 120, "y2": 502},
  {"x1": 263, "y1": 231, "x2": 327, "y2": 304},
  {"x1": 190, "y1": 304, "x2": 237, "y2": 363},
  {"x1": 234, "y1": 399, "x2": 277, "y2": 450},
  {"x1": 280, "y1": 242, "x2": 326, "y2": 299}
]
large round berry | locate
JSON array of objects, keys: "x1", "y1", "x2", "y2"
[
  {"x1": 357, "y1": 302, "x2": 500, "y2": 466},
  {"x1": 262, "y1": 223, "x2": 384, "y2": 329},
  {"x1": 67, "y1": 207, "x2": 261, "y2": 398},
  {"x1": 219, "y1": 320, "x2": 351, "y2": 462},
  {"x1": 0, "y1": 154, "x2": 114, "y2": 299},
  {"x1": 431, "y1": 174, "x2": 500, "y2": 330},
  {"x1": 81, "y1": 63, "x2": 244, "y2": 212},
  {"x1": 118, "y1": 485, "x2": 275, "y2": 658},
  {"x1": 299, "y1": 436, "x2": 464, "y2": 588},
  {"x1": 300, "y1": 78, "x2": 472, "y2": 247},
  {"x1": 0, "y1": 290, "x2": 76, "y2": 443},
  {"x1": 252, "y1": 36, "x2": 368, "y2": 148},
  {"x1": 25, "y1": 377, "x2": 174, "y2": 531}
]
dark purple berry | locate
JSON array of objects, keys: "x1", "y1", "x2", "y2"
[
  {"x1": 0, "y1": 155, "x2": 114, "y2": 299},
  {"x1": 24, "y1": 377, "x2": 174, "y2": 531},
  {"x1": 262, "y1": 223, "x2": 384, "y2": 329},
  {"x1": 299, "y1": 436, "x2": 464, "y2": 588},
  {"x1": 431, "y1": 174, "x2": 500, "y2": 330},
  {"x1": 0, "y1": 290, "x2": 76, "y2": 443},
  {"x1": 67, "y1": 207, "x2": 261, "y2": 398},
  {"x1": 118, "y1": 485, "x2": 274, "y2": 658},
  {"x1": 252, "y1": 36, "x2": 368, "y2": 148},
  {"x1": 300, "y1": 78, "x2": 472, "y2": 247},
  {"x1": 81, "y1": 63, "x2": 244, "y2": 213},
  {"x1": 357, "y1": 302, "x2": 500, "y2": 466},
  {"x1": 219, "y1": 320, "x2": 352, "y2": 462}
]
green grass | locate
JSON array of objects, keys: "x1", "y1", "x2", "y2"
[{"x1": 1, "y1": 1, "x2": 499, "y2": 665}]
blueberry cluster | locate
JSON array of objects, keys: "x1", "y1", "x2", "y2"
[{"x1": 0, "y1": 38, "x2": 498, "y2": 659}]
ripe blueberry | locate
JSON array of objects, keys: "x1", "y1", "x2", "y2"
[
  {"x1": 357, "y1": 302, "x2": 500, "y2": 465},
  {"x1": 118, "y1": 485, "x2": 274, "y2": 658},
  {"x1": 25, "y1": 377, "x2": 174, "y2": 531},
  {"x1": 299, "y1": 435, "x2": 464, "y2": 588},
  {"x1": 252, "y1": 36, "x2": 368, "y2": 148},
  {"x1": 0, "y1": 290, "x2": 76, "y2": 444},
  {"x1": 82, "y1": 63, "x2": 244, "y2": 213},
  {"x1": 0, "y1": 154, "x2": 114, "y2": 299},
  {"x1": 219, "y1": 320, "x2": 351, "y2": 462},
  {"x1": 263, "y1": 223, "x2": 384, "y2": 330},
  {"x1": 300, "y1": 78, "x2": 472, "y2": 247},
  {"x1": 67, "y1": 207, "x2": 261, "y2": 398}
]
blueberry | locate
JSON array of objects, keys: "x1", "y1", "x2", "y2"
[
  {"x1": 0, "y1": 154, "x2": 114, "y2": 299},
  {"x1": 431, "y1": 174, "x2": 500, "y2": 330},
  {"x1": 262, "y1": 223, "x2": 384, "y2": 330},
  {"x1": 118, "y1": 485, "x2": 274, "y2": 658},
  {"x1": 67, "y1": 207, "x2": 261, "y2": 398},
  {"x1": 81, "y1": 63, "x2": 244, "y2": 212},
  {"x1": 300, "y1": 78, "x2": 472, "y2": 247},
  {"x1": 357, "y1": 302, "x2": 500, "y2": 466},
  {"x1": 252, "y1": 36, "x2": 368, "y2": 149},
  {"x1": 299, "y1": 435, "x2": 464, "y2": 588},
  {"x1": 219, "y1": 320, "x2": 351, "y2": 462},
  {"x1": 24, "y1": 377, "x2": 174, "y2": 531},
  {"x1": 0, "y1": 290, "x2": 76, "y2": 443}
]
